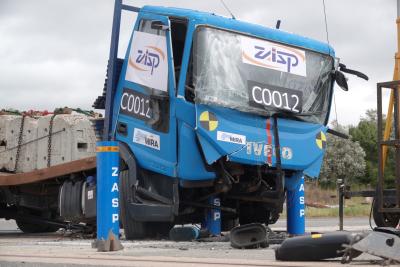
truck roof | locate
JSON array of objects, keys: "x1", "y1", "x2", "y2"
[{"x1": 140, "y1": 5, "x2": 335, "y2": 57}]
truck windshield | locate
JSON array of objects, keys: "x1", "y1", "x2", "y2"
[{"x1": 189, "y1": 26, "x2": 334, "y2": 124}]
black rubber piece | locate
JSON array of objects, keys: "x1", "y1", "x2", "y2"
[
  {"x1": 230, "y1": 223, "x2": 268, "y2": 249},
  {"x1": 275, "y1": 231, "x2": 353, "y2": 261}
]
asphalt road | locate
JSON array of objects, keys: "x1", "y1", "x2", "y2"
[{"x1": 0, "y1": 217, "x2": 383, "y2": 267}]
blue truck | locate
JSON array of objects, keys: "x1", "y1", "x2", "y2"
[
  {"x1": 0, "y1": 1, "x2": 365, "y2": 238},
  {"x1": 93, "y1": 2, "x2": 358, "y2": 239}
]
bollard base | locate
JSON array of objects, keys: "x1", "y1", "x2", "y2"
[{"x1": 92, "y1": 231, "x2": 123, "y2": 252}]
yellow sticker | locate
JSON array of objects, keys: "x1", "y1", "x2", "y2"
[
  {"x1": 315, "y1": 131, "x2": 327, "y2": 149},
  {"x1": 311, "y1": 233, "x2": 322, "y2": 239},
  {"x1": 199, "y1": 111, "x2": 218, "y2": 131}
]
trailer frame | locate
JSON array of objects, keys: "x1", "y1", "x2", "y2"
[{"x1": 0, "y1": 157, "x2": 96, "y2": 186}]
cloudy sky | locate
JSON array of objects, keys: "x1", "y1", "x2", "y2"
[{"x1": 0, "y1": 0, "x2": 397, "y2": 126}]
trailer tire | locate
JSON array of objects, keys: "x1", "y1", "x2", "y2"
[
  {"x1": 120, "y1": 169, "x2": 147, "y2": 239},
  {"x1": 372, "y1": 197, "x2": 400, "y2": 227},
  {"x1": 16, "y1": 220, "x2": 59, "y2": 233}
]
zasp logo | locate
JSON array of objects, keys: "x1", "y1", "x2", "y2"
[
  {"x1": 129, "y1": 46, "x2": 165, "y2": 75},
  {"x1": 199, "y1": 111, "x2": 218, "y2": 131},
  {"x1": 241, "y1": 36, "x2": 306, "y2": 77},
  {"x1": 252, "y1": 46, "x2": 302, "y2": 73},
  {"x1": 316, "y1": 131, "x2": 327, "y2": 149}
]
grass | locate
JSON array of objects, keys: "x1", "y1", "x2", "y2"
[
  {"x1": 305, "y1": 204, "x2": 371, "y2": 217},
  {"x1": 280, "y1": 182, "x2": 373, "y2": 218}
]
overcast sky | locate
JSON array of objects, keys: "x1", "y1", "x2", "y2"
[{"x1": 0, "y1": 0, "x2": 397, "y2": 126}]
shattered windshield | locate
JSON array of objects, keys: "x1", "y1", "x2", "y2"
[{"x1": 188, "y1": 26, "x2": 334, "y2": 124}]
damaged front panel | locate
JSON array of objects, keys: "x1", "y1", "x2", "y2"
[{"x1": 194, "y1": 104, "x2": 327, "y2": 178}]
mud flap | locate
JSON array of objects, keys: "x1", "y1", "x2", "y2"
[
  {"x1": 230, "y1": 223, "x2": 268, "y2": 249},
  {"x1": 275, "y1": 231, "x2": 357, "y2": 261}
]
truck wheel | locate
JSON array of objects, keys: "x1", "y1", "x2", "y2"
[
  {"x1": 120, "y1": 169, "x2": 147, "y2": 239},
  {"x1": 222, "y1": 218, "x2": 239, "y2": 231},
  {"x1": 372, "y1": 198, "x2": 400, "y2": 227},
  {"x1": 146, "y1": 222, "x2": 173, "y2": 239},
  {"x1": 16, "y1": 220, "x2": 59, "y2": 233}
]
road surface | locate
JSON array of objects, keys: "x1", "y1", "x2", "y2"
[{"x1": 0, "y1": 217, "x2": 383, "y2": 267}]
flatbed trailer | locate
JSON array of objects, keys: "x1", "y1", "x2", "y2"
[{"x1": 0, "y1": 157, "x2": 96, "y2": 186}]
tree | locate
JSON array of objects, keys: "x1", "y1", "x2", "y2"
[
  {"x1": 319, "y1": 121, "x2": 366, "y2": 188},
  {"x1": 349, "y1": 109, "x2": 396, "y2": 187}
]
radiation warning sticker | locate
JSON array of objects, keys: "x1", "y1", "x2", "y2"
[
  {"x1": 199, "y1": 111, "x2": 218, "y2": 131},
  {"x1": 316, "y1": 131, "x2": 327, "y2": 149}
]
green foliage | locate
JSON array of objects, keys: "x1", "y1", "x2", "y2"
[
  {"x1": 319, "y1": 121, "x2": 366, "y2": 188},
  {"x1": 349, "y1": 109, "x2": 396, "y2": 187}
]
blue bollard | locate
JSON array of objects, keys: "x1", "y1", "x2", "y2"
[
  {"x1": 96, "y1": 141, "x2": 121, "y2": 249},
  {"x1": 205, "y1": 197, "x2": 221, "y2": 236},
  {"x1": 286, "y1": 172, "x2": 305, "y2": 235}
]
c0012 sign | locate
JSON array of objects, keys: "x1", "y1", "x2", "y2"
[
  {"x1": 248, "y1": 80, "x2": 302, "y2": 113},
  {"x1": 119, "y1": 88, "x2": 151, "y2": 121}
]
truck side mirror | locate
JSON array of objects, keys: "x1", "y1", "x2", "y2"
[
  {"x1": 151, "y1": 21, "x2": 169, "y2": 31},
  {"x1": 333, "y1": 71, "x2": 348, "y2": 91}
]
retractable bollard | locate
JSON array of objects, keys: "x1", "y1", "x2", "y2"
[
  {"x1": 205, "y1": 197, "x2": 221, "y2": 236},
  {"x1": 286, "y1": 173, "x2": 305, "y2": 236},
  {"x1": 92, "y1": 141, "x2": 123, "y2": 252}
]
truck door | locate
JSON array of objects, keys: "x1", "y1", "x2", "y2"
[{"x1": 115, "y1": 14, "x2": 177, "y2": 177}]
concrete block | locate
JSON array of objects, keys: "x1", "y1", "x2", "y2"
[
  {"x1": 2, "y1": 116, "x2": 38, "y2": 173},
  {"x1": 37, "y1": 115, "x2": 96, "y2": 170}
]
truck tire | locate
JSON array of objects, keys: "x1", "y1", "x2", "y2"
[
  {"x1": 222, "y1": 218, "x2": 239, "y2": 231},
  {"x1": 16, "y1": 220, "x2": 59, "y2": 233},
  {"x1": 120, "y1": 169, "x2": 147, "y2": 239},
  {"x1": 146, "y1": 222, "x2": 173, "y2": 238},
  {"x1": 372, "y1": 198, "x2": 400, "y2": 227}
]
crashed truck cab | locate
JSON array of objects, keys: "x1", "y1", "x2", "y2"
[{"x1": 106, "y1": 5, "x2": 335, "y2": 238}]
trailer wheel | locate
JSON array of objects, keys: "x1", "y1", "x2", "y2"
[
  {"x1": 16, "y1": 220, "x2": 59, "y2": 233},
  {"x1": 372, "y1": 198, "x2": 400, "y2": 227},
  {"x1": 120, "y1": 169, "x2": 147, "y2": 239}
]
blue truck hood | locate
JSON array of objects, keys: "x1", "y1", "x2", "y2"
[{"x1": 195, "y1": 104, "x2": 327, "y2": 178}]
